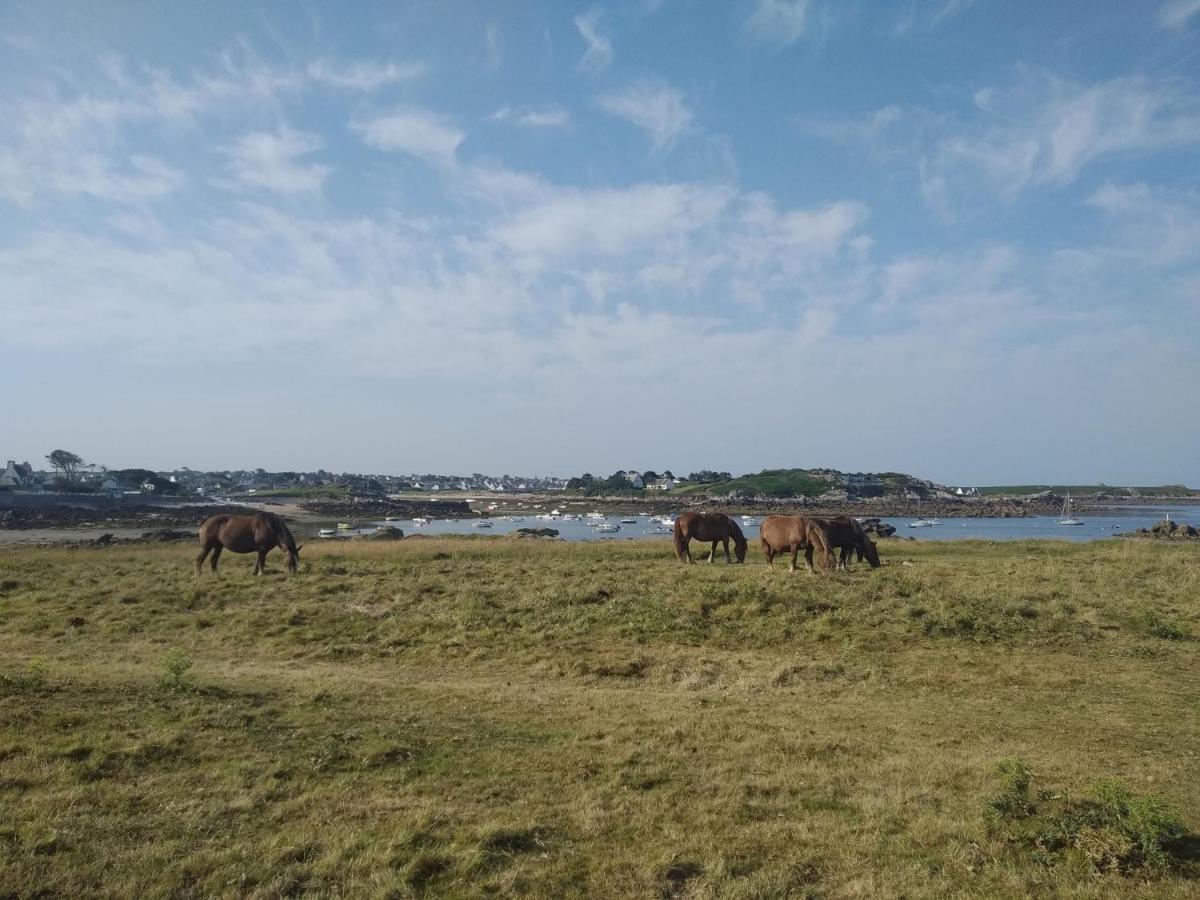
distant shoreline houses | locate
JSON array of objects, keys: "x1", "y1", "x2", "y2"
[{"x1": 0, "y1": 460, "x2": 35, "y2": 489}]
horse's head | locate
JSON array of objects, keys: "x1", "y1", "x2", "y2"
[
  {"x1": 286, "y1": 543, "x2": 303, "y2": 574},
  {"x1": 862, "y1": 539, "x2": 880, "y2": 568},
  {"x1": 734, "y1": 532, "x2": 748, "y2": 563}
]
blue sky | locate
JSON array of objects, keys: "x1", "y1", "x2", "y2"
[{"x1": 2, "y1": 0, "x2": 1198, "y2": 484}]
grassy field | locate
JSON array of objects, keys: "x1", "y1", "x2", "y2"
[{"x1": 1, "y1": 537, "x2": 1198, "y2": 898}]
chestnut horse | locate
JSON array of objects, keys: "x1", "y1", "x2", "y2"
[
  {"x1": 759, "y1": 515, "x2": 834, "y2": 573},
  {"x1": 673, "y1": 512, "x2": 747, "y2": 564},
  {"x1": 813, "y1": 516, "x2": 881, "y2": 570},
  {"x1": 196, "y1": 511, "x2": 301, "y2": 576}
]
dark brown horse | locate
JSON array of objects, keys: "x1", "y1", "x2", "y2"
[
  {"x1": 196, "y1": 511, "x2": 301, "y2": 576},
  {"x1": 813, "y1": 516, "x2": 881, "y2": 570},
  {"x1": 759, "y1": 515, "x2": 834, "y2": 573},
  {"x1": 673, "y1": 512, "x2": 747, "y2": 564}
]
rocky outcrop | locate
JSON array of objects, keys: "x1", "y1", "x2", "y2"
[
  {"x1": 1128, "y1": 518, "x2": 1200, "y2": 540},
  {"x1": 859, "y1": 518, "x2": 897, "y2": 539},
  {"x1": 0, "y1": 504, "x2": 255, "y2": 530},
  {"x1": 366, "y1": 525, "x2": 405, "y2": 540},
  {"x1": 300, "y1": 499, "x2": 471, "y2": 519},
  {"x1": 512, "y1": 527, "x2": 560, "y2": 539}
]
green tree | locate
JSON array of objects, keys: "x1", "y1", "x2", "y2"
[{"x1": 46, "y1": 449, "x2": 84, "y2": 485}]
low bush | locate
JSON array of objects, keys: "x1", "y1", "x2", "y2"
[{"x1": 986, "y1": 759, "x2": 1191, "y2": 875}]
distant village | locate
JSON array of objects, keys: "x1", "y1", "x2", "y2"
[
  {"x1": 1, "y1": 453, "x2": 988, "y2": 504},
  {"x1": 0, "y1": 453, "x2": 569, "y2": 500}
]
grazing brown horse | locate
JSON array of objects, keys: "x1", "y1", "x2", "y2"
[
  {"x1": 673, "y1": 512, "x2": 747, "y2": 564},
  {"x1": 814, "y1": 517, "x2": 881, "y2": 570},
  {"x1": 196, "y1": 511, "x2": 301, "y2": 576},
  {"x1": 759, "y1": 515, "x2": 834, "y2": 573}
]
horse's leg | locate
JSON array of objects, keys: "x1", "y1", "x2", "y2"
[
  {"x1": 839, "y1": 546, "x2": 850, "y2": 571},
  {"x1": 804, "y1": 545, "x2": 815, "y2": 574},
  {"x1": 708, "y1": 540, "x2": 717, "y2": 563},
  {"x1": 210, "y1": 545, "x2": 222, "y2": 574},
  {"x1": 195, "y1": 543, "x2": 211, "y2": 576},
  {"x1": 255, "y1": 548, "x2": 267, "y2": 575},
  {"x1": 789, "y1": 547, "x2": 798, "y2": 573},
  {"x1": 723, "y1": 537, "x2": 731, "y2": 563}
]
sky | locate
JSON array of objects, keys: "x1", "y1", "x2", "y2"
[{"x1": 1, "y1": 0, "x2": 1198, "y2": 485}]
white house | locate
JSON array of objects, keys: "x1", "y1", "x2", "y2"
[
  {"x1": 625, "y1": 471, "x2": 644, "y2": 489},
  {"x1": 649, "y1": 477, "x2": 676, "y2": 492}
]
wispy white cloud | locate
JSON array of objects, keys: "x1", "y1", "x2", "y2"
[
  {"x1": 805, "y1": 71, "x2": 1200, "y2": 214},
  {"x1": 893, "y1": 0, "x2": 978, "y2": 37},
  {"x1": 598, "y1": 81, "x2": 692, "y2": 151},
  {"x1": 354, "y1": 109, "x2": 464, "y2": 167},
  {"x1": 488, "y1": 104, "x2": 570, "y2": 127},
  {"x1": 574, "y1": 7, "x2": 613, "y2": 72},
  {"x1": 306, "y1": 58, "x2": 425, "y2": 90},
  {"x1": 1088, "y1": 182, "x2": 1200, "y2": 266},
  {"x1": 222, "y1": 128, "x2": 330, "y2": 194},
  {"x1": 1159, "y1": 0, "x2": 1200, "y2": 28},
  {"x1": 484, "y1": 22, "x2": 503, "y2": 69},
  {"x1": 742, "y1": 0, "x2": 810, "y2": 46},
  {"x1": 490, "y1": 183, "x2": 732, "y2": 264}
]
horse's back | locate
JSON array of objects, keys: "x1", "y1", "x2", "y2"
[
  {"x1": 760, "y1": 515, "x2": 797, "y2": 549},
  {"x1": 761, "y1": 514, "x2": 821, "y2": 550},
  {"x1": 198, "y1": 514, "x2": 234, "y2": 544}
]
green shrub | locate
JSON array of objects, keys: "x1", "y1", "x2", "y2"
[
  {"x1": 1131, "y1": 609, "x2": 1191, "y2": 641},
  {"x1": 159, "y1": 648, "x2": 193, "y2": 692},
  {"x1": 0, "y1": 656, "x2": 49, "y2": 694},
  {"x1": 986, "y1": 760, "x2": 1190, "y2": 875}
]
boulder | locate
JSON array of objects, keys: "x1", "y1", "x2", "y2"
[
  {"x1": 367, "y1": 526, "x2": 404, "y2": 540},
  {"x1": 513, "y1": 527, "x2": 560, "y2": 539}
]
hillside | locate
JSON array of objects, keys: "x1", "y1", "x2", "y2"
[{"x1": 673, "y1": 468, "x2": 933, "y2": 499}]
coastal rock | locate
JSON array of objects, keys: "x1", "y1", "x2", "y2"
[
  {"x1": 859, "y1": 518, "x2": 897, "y2": 538},
  {"x1": 513, "y1": 527, "x2": 560, "y2": 539},
  {"x1": 367, "y1": 526, "x2": 404, "y2": 540}
]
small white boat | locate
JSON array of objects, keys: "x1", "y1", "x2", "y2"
[
  {"x1": 587, "y1": 511, "x2": 605, "y2": 519},
  {"x1": 318, "y1": 528, "x2": 336, "y2": 538},
  {"x1": 620, "y1": 518, "x2": 637, "y2": 524},
  {"x1": 412, "y1": 517, "x2": 430, "y2": 526},
  {"x1": 1057, "y1": 492, "x2": 1084, "y2": 526},
  {"x1": 337, "y1": 522, "x2": 354, "y2": 531},
  {"x1": 474, "y1": 520, "x2": 493, "y2": 528},
  {"x1": 596, "y1": 523, "x2": 620, "y2": 533},
  {"x1": 908, "y1": 500, "x2": 937, "y2": 528},
  {"x1": 385, "y1": 515, "x2": 401, "y2": 522}
]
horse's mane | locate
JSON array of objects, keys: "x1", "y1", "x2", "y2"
[
  {"x1": 726, "y1": 515, "x2": 747, "y2": 546},
  {"x1": 258, "y1": 510, "x2": 297, "y2": 551}
]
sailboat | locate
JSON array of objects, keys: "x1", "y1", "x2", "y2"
[
  {"x1": 1057, "y1": 492, "x2": 1084, "y2": 526},
  {"x1": 908, "y1": 499, "x2": 937, "y2": 528}
]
